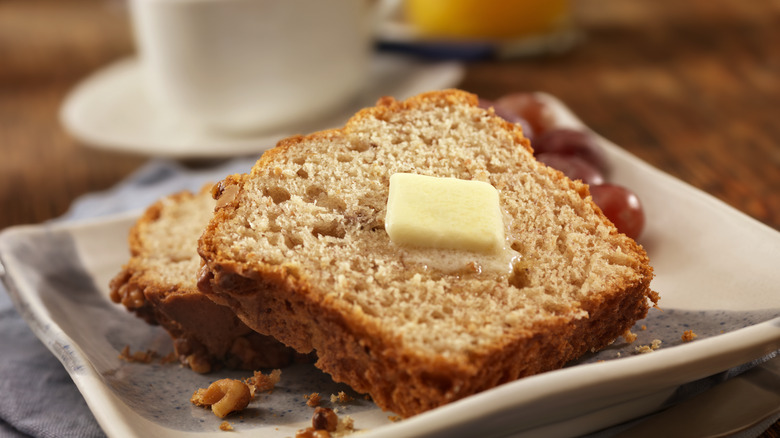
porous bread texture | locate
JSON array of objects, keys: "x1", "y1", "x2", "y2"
[
  {"x1": 198, "y1": 89, "x2": 658, "y2": 417},
  {"x1": 109, "y1": 187, "x2": 298, "y2": 373}
]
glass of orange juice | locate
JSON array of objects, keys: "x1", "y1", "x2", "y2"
[{"x1": 404, "y1": 0, "x2": 572, "y2": 41}]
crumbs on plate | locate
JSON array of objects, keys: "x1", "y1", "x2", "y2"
[
  {"x1": 681, "y1": 330, "x2": 698, "y2": 342},
  {"x1": 118, "y1": 345, "x2": 156, "y2": 363},
  {"x1": 634, "y1": 339, "x2": 662, "y2": 354},
  {"x1": 304, "y1": 392, "x2": 322, "y2": 407},
  {"x1": 219, "y1": 421, "x2": 233, "y2": 431},
  {"x1": 622, "y1": 330, "x2": 638, "y2": 343},
  {"x1": 118, "y1": 345, "x2": 177, "y2": 365},
  {"x1": 330, "y1": 391, "x2": 354, "y2": 404},
  {"x1": 245, "y1": 368, "x2": 282, "y2": 395}
]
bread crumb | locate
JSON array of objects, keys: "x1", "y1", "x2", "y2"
[
  {"x1": 388, "y1": 415, "x2": 402, "y2": 422},
  {"x1": 295, "y1": 428, "x2": 330, "y2": 438},
  {"x1": 622, "y1": 330, "x2": 637, "y2": 343},
  {"x1": 219, "y1": 421, "x2": 233, "y2": 431},
  {"x1": 118, "y1": 346, "x2": 181, "y2": 366},
  {"x1": 635, "y1": 339, "x2": 662, "y2": 354},
  {"x1": 681, "y1": 330, "x2": 697, "y2": 342},
  {"x1": 245, "y1": 369, "x2": 282, "y2": 396},
  {"x1": 304, "y1": 392, "x2": 322, "y2": 407},
  {"x1": 338, "y1": 415, "x2": 355, "y2": 432},
  {"x1": 330, "y1": 391, "x2": 353, "y2": 403},
  {"x1": 118, "y1": 345, "x2": 156, "y2": 363},
  {"x1": 641, "y1": 325, "x2": 647, "y2": 331}
]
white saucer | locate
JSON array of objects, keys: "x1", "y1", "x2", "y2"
[{"x1": 60, "y1": 54, "x2": 464, "y2": 159}]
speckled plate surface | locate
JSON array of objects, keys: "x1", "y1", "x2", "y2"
[{"x1": 2, "y1": 95, "x2": 780, "y2": 437}]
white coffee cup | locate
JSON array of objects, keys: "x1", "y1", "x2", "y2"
[{"x1": 129, "y1": 0, "x2": 372, "y2": 134}]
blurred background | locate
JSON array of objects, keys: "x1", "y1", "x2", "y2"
[{"x1": 0, "y1": 0, "x2": 777, "y2": 232}]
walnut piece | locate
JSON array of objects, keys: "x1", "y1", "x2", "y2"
[
  {"x1": 191, "y1": 379, "x2": 251, "y2": 418},
  {"x1": 312, "y1": 407, "x2": 338, "y2": 432}
]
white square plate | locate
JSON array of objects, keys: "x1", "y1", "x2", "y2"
[{"x1": 2, "y1": 95, "x2": 779, "y2": 437}]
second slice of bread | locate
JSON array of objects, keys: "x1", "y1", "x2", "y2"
[
  {"x1": 198, "y1": 90, "x2": 658, "y2": 417},
  {"x1": 110, "y1": 187, "x2": 299, "y2": 373}
]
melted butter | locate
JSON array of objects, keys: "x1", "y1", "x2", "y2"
[
  {"x1": 402, "y1": 243, "x2": 521, "y2": 276},
  {"x1": 393, "y1": 208, "x2": 521, "y2": 277}
]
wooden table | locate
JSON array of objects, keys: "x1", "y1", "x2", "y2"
[{"x1": 1, "y1": 0, "x2": 778, "y2": 436}]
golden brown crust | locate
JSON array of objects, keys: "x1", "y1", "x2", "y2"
[
  {"x1": 198, "y1": 265, "x2": 653, "y2": 416},
  {"x1": 198, "y1": 89, "x2": 657, "y2": 416}
]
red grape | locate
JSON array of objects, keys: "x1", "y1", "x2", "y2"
[
  {"x1": 494, "y1": 93, "x2": 557, "y2": 136},
  {"x1": 533, "y1": 128, "x2": 609, "y2": 174},
  {"x1": 536, "y1": 153, "x2": 605, "y2": 185},
  {"x1": 589, "y1": 184, "x2": 645, "y2": 239}
]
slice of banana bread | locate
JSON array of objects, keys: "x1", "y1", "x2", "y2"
[
  {"x1": 197, "y1": 89, "x2": 658, "y2": 416},
  {"x1": 110, "y1": 187, "x2": 299, "y2": 373}
]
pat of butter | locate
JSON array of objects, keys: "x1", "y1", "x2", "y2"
[{"x1": 385, "y1": 173, "x2": 505, "y2": 254}]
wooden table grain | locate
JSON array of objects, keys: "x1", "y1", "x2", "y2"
[{"x1": 1, "y1": 0, "x2": 778, "y2": 436}]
